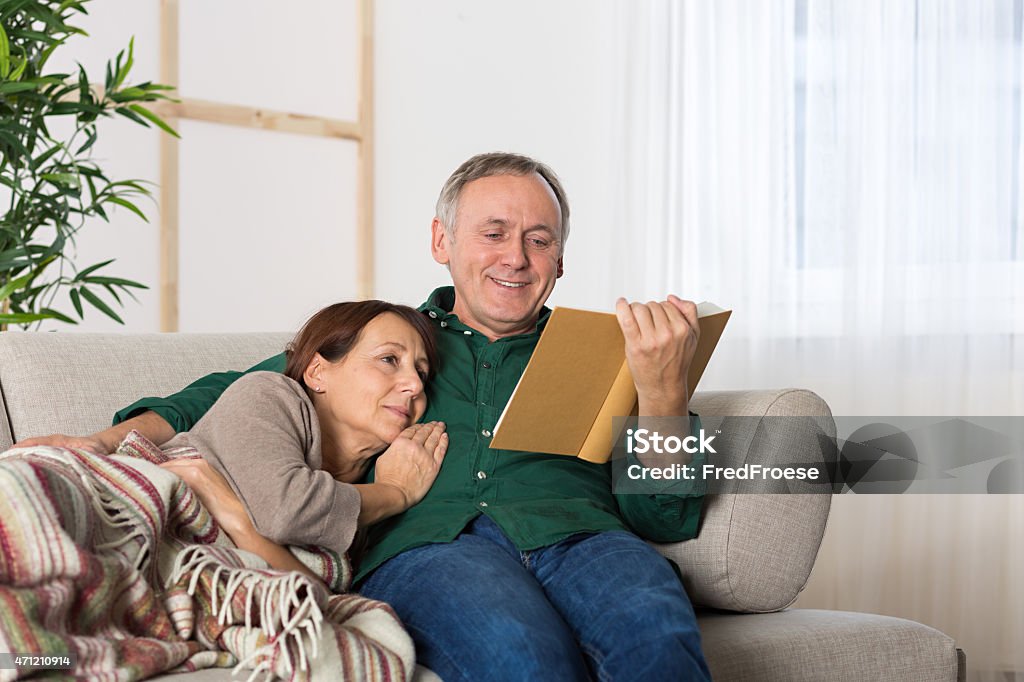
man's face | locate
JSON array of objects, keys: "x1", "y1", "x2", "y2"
[{"x1": 431, "y1": 173, "x2": 564, "y2": 340}]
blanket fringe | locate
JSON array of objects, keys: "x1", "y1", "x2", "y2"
[{"x1": 169, "y1": 545, "x2": 326, "y2": 680}]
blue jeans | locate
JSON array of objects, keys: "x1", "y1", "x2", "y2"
[{"x1": 359, "y1": 515, "x2": 710, "y2": 681}]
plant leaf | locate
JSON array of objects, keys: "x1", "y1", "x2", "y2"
[
  {"x1": 83, "y1": 275, "x2": 148, "y2": 289},
  {"x1": 0, "y1": 273, "x2": 34, "y2": 300},
  {"x1": 0, "y1": 312, "x2": 55, "y2": 324},
  {"x1": 101, "y1": 283, "x2": 121, "y2": 305},
  {"x1": 70, "y1": 287, "x2": 83, "y2": 318},
  {"x1": 74, "y1": 258, "x2": 115, "y2": 280},
  {"x1": 39, "y1": 35, "x2": 69, "y2": 70},
  {"x1": 79, "y1": 286, "x2": 124, "y2": 324},
  {"x1": 33, "y1": 145, "x2": 62, "y2": 169},
  {"x1": 127, "y1": 104, "x2": 180, "y2": 138},
  {"x1": 40, "y1": 172, "x2": 80, "y2": 187},
  {"x1": 9, "y1": 55, "x2": 27, "y2": 81},
  {"x1": 107, "y1": 179, "x2": 151, "y2": 194},
  {"x1": 6, "y1": 28, "x2": 55, "y2": 43},
  {"x1": 0, "y1": 22, "x2": 10, "y2": 79},
  {"x1": 76, "y1": 127, "x2": 97, "y2": 154},
  {"x1": 114, "y1": 36, "x2": 133, "y2": 89},
  {"x1": 0, "y1": 81, "x2": 39, "y2": 95},
  {"x1": 114, "y1": 106, "x2": 147, "y2": 126},
  {"x1": 39, "y1": 307, "x2": 77, "y2": 324},
  {"x1": 107, "y1": 195, "x2": 148, "y2": 221}
]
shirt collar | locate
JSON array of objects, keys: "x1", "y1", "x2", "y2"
[{"x1": 418, "y1": 286, "x2": 552, "y2": 338}]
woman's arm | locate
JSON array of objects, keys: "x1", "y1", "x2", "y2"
[
  {"x1": 160, "y1": 457, "x2": 326, "y2": 588},
  {"x1": 163, "y1": 375, "x2": 447, "y2": 561},
  {"x1": 180, "y1": 372, "x2": 364, "y2": 555}
]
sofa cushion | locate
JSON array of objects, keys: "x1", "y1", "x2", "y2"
[
  {"x1": 655, "y1": 389, "x2": 836, "y2": 612},
  {"x1": 0, "y1": 332, "x2": 292, "y2": 450},
  {"x1": 698, "y1": 609, "x2": 960, "y2": 681}
]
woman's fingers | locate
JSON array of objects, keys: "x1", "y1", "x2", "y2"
[
  {"x1": 433, "y1": 433, "x2": 449, "y2": 465},
  {"x1": 398, "y1": 423, "x2": 424, "y2": 440},
  {"x1": 159, "y1": 458, "x2": 196, "y2": 476},
  {"x1": 408, "y1": 421, "x2": 444, "y2": 445},
  {"x1": 409, "y1": 423, "x2": 431, "y2": 444},
  {"x1": 421, "y1": 422, "x2": 446, "y2": 451}
]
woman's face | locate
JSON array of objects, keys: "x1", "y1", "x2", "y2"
[{"x1": 310, "y1": 312, "x2": 430, "y2": 458}]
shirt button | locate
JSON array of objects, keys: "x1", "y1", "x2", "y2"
[
  {"x1": 478, "y1": 501, "x2": 488, "y2": 508},
  {"x1": 481, "y1": 429, "x2": 492, "y2": 437},
  {"x1": 440, "y1": 321, "x2": 448, "y2": 328},
  {"x1": 463, "y1": 330, "x2": 472, "y2": 336},
  {"x1": 477, "y1": 471, "x2": 487, "y2": 480},
  {"x1": 482, "y1": 362, "x2": 492, "y2": 369},
  {"x1": 428, "y1": 311, "x2": 437, "y2": 318}
]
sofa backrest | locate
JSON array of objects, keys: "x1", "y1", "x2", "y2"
[{"x1": 0, "y1": 332, "x2": 292, "y2": 450}]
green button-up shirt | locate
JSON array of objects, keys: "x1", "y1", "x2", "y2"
[{"x1": 116, "y1": 286, "x2": 704, "y2": 583}]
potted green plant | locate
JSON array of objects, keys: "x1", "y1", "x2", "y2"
[{"x1": 0, "y1": 0, "x2": 178, "y2": 329}]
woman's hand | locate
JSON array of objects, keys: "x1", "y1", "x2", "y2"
[
  {"x1": 160, "y1": 457, "x2": 252, "y2": 539},
  {"x1": 372, "y1": 421, "x2": 448, "y2": 510},
  {"x1": 160, "y1": 457, "x2": 327, "y2": 588}
]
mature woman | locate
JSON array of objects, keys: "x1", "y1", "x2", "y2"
[{"x1": 157, "y1": 300, "x2": 448, "y2": 583}]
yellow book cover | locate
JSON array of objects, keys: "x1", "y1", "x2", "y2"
[{"x1": 490, "y1": 303, "x2": 731, "y2": 463}]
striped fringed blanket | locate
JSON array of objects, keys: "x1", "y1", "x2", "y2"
[{"x1": 0, "y1": 432, "x2": 414, "y2": 681}]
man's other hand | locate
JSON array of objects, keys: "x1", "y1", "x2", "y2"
[
  {"x1": 615, "y1": 295, "x2": 700, "y2": 417},
  {"x1": 12, "y1": 412, "x2": 176, "y2": 456},
  {"x1": 13, "y1": 433, "x2": 110, "y2": 455}
]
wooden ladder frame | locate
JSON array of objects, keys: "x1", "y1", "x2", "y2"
[{"x1": 155, "y1": 0, "x2": 374, "y2": 331}]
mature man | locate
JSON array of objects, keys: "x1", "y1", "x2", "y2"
[{"x1": 23, "y1": 153, "x2": 711, "y2": 681}]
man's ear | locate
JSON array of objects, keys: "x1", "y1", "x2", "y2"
[
  {"x1": 431, "y1": 218, "x2": 451, "y2": 266},
  {"x1": 556, "y1": 256, "x2": 564, "y2": 279},
  {"x1": 303, "y1": 353, "x2": 325, "y2": 392}
]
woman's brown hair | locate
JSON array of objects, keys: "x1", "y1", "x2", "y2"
[{"x1": 283, "y1": 301, "x2": 439, "y2": 391}]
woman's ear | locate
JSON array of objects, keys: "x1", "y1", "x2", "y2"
[{"x1": 304, "y1": 353, "x2": 326, "y2": 393}]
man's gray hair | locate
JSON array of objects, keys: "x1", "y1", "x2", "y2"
[{"x1": 435, "y1": 152, "x2": 570, "y2": 254}]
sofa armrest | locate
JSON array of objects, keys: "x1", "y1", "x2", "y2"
[{"x1": 653, "y1": 388, "x2": 837, "y2": 612}]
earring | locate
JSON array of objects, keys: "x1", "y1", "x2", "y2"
[{"x1": 314, "y1": 386, "x2": 324, "y2": 393}]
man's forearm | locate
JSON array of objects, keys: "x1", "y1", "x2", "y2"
[
  {"x1": 96, "y1": 411, "x2": 176, "y2": 451},
  {"x1": 635, "y1": 397, "x2": 695, "y2": 469},
  {"x1": 637, "y1": 394, "x2": 689, "y2": 420}
]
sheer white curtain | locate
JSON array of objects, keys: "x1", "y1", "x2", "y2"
[{"x1": 612, "y1": 1, "x2": 1023, "y2": 678}]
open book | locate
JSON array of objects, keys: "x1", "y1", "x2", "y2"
[{"x1": 490, "y1": 302, "x2": 731, "y2": 463}]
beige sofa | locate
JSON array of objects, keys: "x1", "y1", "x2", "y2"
[{"x1": 0, "y1": 332, "x2": 965, "y2": 681}]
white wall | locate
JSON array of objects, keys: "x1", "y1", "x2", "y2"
[
  {"x1": 36, "y1": 0, "x2": 624, "y2": 333},
  {"x1": 374, "y1": 0, "x2": 622, "y2": 312}
]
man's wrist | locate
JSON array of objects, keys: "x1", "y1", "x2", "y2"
[
  {"x1": 106, "y1": 411, "x2": 176, "y2": 451},
  {"x1": 637, "y1": 395, "x2": 690, "y2": 418}
]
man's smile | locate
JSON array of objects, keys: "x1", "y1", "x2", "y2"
[{"x1": 490, "y1": 277, "x2": 529, "y2": 289}]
